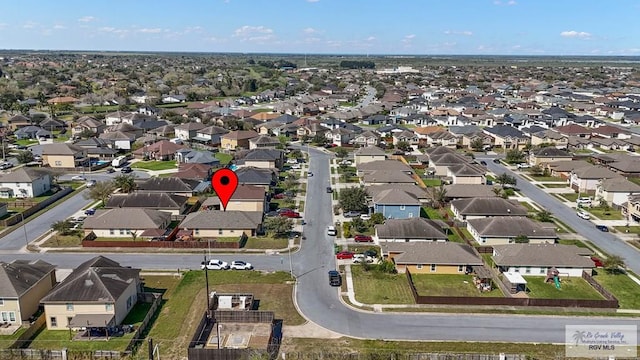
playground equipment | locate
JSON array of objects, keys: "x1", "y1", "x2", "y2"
[{"x1": 545, "y1": 267, "x2": 561, "y2": 289}]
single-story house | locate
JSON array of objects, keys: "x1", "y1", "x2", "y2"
[
  {"x1": 529, "y1": 147, "x2": 573, "y2": 166},
  {"x1": 82, "y1": 208, "x2": 172, "y2": 238},
  {"x1": 380, "y1": 241, "x2": 482, "y2": 274},
  {"x1": 492, "y1": 244, "x2": 594, "y2": 277},
  {"x1": 375, "y1": 218, "x2": 448, "y2": 242},
  {"x1": 366, "y1": 184, "x2": 429, "y2": 204},
  {"x1": 105, "y1": 193, "x2": 190, "y2": 215},
  {"x1": 450, "y1": 197, "x2": 528, "y2": 221},
  {"x1": 467, "y1": 217, "x2": 558, "y2": 245},
  {"x1": 201, "y1": 185, "x2": 267, "y2": 212},
  {"x1": 353, "y1": 146, "x2": 386, "y2": 166},
  {"x1": 443, "y1": 184, "x2": 498, "y2": 201},
  {"x1": 179, "y1": 210, "x2": 263, "y2": 238}
]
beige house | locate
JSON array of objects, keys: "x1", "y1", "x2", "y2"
[
  {"x1": 200, "y1": 185, "x2": 267, "y2": 212},
  {"x1": 353, "y1": 146, "x2": 386, "y2": 166},
  {"x1": 82, "y1": 208, "x2": 171, "y2": 238},
  {"x1": 0, "y1": 260, "x2": 56, "y2": 327},
  {"x1": 41, "y1": 143, "x2": 88, "y2": 169},
  {"x1": 528, "y1": 147, "x2": 573, "y2": 166},
  {"x1": 179, "y1": 210, "x2": 263, "y2": 238},
  {"x1": 220, "y1": 130, "x2": 260, "y2": 151},
  {"x1": 41, "y1": 257, "x2": 141, "y2": 330},
  {"x1": 380, "y1": 241, "x2": 482, "y2": 274},
  {"x1": 467, "y1": 217, "x2": 557, "y2": 245},
  {"x1": 446, "y1": 164, "x2": 486, "y2": 185},
  {"x1": 530, "y1": 129, "x2": 569, "y2": 148}
]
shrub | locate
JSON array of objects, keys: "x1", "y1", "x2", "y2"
[{"x1": 342, "y1": 222, "x2": 352, "y2": 238}]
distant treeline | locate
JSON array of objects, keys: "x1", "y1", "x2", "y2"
[
  {"x1": 248, "y1": 59, "x2": 298, "y2": 69},
  {"x1": 339, "y1": 60, "x2": 376, "y2": 69}
]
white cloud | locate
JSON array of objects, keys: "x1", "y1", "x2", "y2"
[
  {"x1": 53, "y1": 24, "x2": 66, "y2": 30},
  {"x1": 234, "y1": 25, "x2": 275, "y2": 42},
  {"x1": 138, "y1": 28, "x2": 163, "y2": 34},
  {"x1": 365, "y1": 36, "x2": 376, "y2": 41},
  {"x1": 303, "y1": 27, "x2": 319, "y2": 34},
  {"x1": 494, "y1": 0, "x2": 516, "y2": 5},
  {"x1": 78, "y1": 16, "x2": 96, "y2": 23},
  {"x1": 444, "y1": 30, "x2": 473, "y2": 36},
  {"x1": 22, "y1": 21, "x2": 37, "y2": 29},
  {"x1": 560, "y1": 30, "x2": 591, "y2": 39}
]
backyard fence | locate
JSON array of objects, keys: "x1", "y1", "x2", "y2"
[
  {"x1": 9, "y1": 313, "x2": 46, "y2": 349},
  {"x1": 276, "y1": 353, "x2": 528, "y2": 360},
  {"x1": 405, "y1": 270, "x2": 618, "y2": 308},
  {"x1": 124, "y1": 292, "x2": 163, "y2": 355},
  {"x1": 81, "y1": 232, "x2": 247, "y2": 249},
  {"x1": 0, "y1": 186, "x2": 73, "y2": 227}
]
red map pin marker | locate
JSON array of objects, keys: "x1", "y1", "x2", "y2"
[{"x1": 211, "y1": 168, "x2": 238, "y2": 211}]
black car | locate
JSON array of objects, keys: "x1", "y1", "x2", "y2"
[
  {"x1": 492, "y1": 159, "x2": 501, "y2": 164},
  {"x1": 326, "y1": 187, "x2": 333, "y2": 193},
  {"x1": 328, "y1": 270, "x2": 342, "y2": 287},
  {"x1": 480, "y1": 160, "x2": 487, "y2": 166},
  {"x1": 595, "y1": 224, "x2": 609, "y2": 232},
  {"x1": 363, "y1": 249, "x2": 378, "y2": 258},
  {"x1": 121, "y1": 166, "x2": 133, "y2": 173}
]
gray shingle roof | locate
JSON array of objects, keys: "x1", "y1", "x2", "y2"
[
  {"x1": 571, "y1": 166, "x2": 619, "y2": 180},
  {"x1": 0, "y1": 168, "x2": 50, "y2": 183},
  {"x1": 376, "y1": 218, "x2": 447, "y2": 240},
  {"x1": 467, "y1": 217, "x2": 557, "y2": 238},
  {"x1": 373, "y1": 188, "x2": 420, "y2": 205},
  {"x1": 138, "y1": 177, "x2": 195, "y2": 192},
  {"x1": 180, "y1": 210, "x2": 263, "y2": 229},
  {"x1": 381, "y1": 241, "x2": 482, "y2": 265},
  {"x1": 105, "y1": 193, "x2": 188, "y2": 209},
  {"x1": 235, "y1": 167, "x2": 274, "y2": 185},
  {"x1": 599, "y1": 177, "x2": 640, "y2": 192},
  {"x1": 443, "y1": 184, "x2": 498, "y2": 199},
  {"x1": 363, "y1": 170, "x2": 415, "y2": 184},
  {"x1": 41, "y1": 143, "x2": 84, "y2": 155},
  {"x1": 533, "y1": 147, "x2": 572, "y2": 157},
  {"x1": 41, "y1": 256, "x2": 140, "y2": 303},
  {"x1": 83, "y1": 208, "x2": 171, "y2": 229},
  {"x1": 357, "y1": 160, "x2": 412, "y2": 173},
  {"x1": 366, "y1": 184, "x2": 427, "y2": 200},
  {"x1": 451, "y1": 197, "x2": 528, "y2": 217},
  {"x1": 355, "y1": 146, "x2": 385, "y2": 156},
  {"x1": 492, "y1": 244, "x2": 594, "y2": 267},
  {"x1": 0, "y1": 260, "x2": 55, "y2": 298}
]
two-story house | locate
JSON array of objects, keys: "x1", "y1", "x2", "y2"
[{"x1": 0, "y1": 168, "x2": 52, "y2": 198}]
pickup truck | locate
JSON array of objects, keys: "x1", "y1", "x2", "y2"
[{"x1": 200, "y1": 259, "x2": 230, "y2": 270}]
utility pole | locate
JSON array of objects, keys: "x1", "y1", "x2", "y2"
[{"x1": 204, "y1": 251, "x2": 210, "y2": 314}]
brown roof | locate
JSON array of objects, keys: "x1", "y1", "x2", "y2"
[
  {"x1": 492, "y1": 244, "x2": 594, "y2": 268},
  {"x1": 451, "y1": 197, "x2": 528, "y2": 217},
  {"x1": 375, "y1": 218, "x2": 447, "y2": 240},
  {"x1": 221, "y1": 130, "x2": 260, "y2": 140},
  {"x1": 47, "y1": 96, "x2": 79, "y2": 104},
  {"x1": 413, "y1": 126, "x2": 446, "y2": 135},
  {"x1": 173, "y1": 163, "x2": 212, "y2": 180},
  {"x1": 83, "y1": 208, "x2": 171, "y2": 229},
  {"x1": 380, "y1": 241, "x2": 482, "y2": 266},
  {"x1": 133, "y1": 139, "x2": 184, "y2": 156},
  {"x1": 467, "y1": 217, "x2": 557, "y2": 239}
]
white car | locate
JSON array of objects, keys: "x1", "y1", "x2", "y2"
[
  {"x1": 576, "y1": 197, "x2": 592, "y2": 206},
  {"x1": 516, "y1": 163, "x2": 531, "y2": 170},
  {"x1": 286, "y1": 158, "x2": 298, "y2": 164},
  {"x1": 353, "y1": 254, "x2": 375, "y2": 264},
  {"x1": 229, "y1": 261, "x2": 253, "y2": 270},
  {"x1": 291, "y1": 163, "x2": 301, "y2": 169},
  {"x1": 360, "y1": 214, "x2": 371, "y2": 220},
  {"x1": 200, "y1": 259, "x2": 229, "y2": 270},
  {"x1": 85, "y1": 180, "x2": 97, "y2": 187},
  {"x1": 577, "y1": 210, "x2": 591, "y2": 220},
  {"x1": 71, "y1": 175, "x2": 86, "y2": 181},
  {"x1": 327, "y1": 226, "x2": 337, "y2": 236}
]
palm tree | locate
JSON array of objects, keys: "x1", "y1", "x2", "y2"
[
  {"x1": 113, "y1": 174, "x2": 137, "y2": 193},
  {"x1": 535, "y1": 210, "x2": 553, "y2": 223},
  {"x1": 51, "y1": 220, "x2": 72, "y2": 243},
  {"x1": 430, "y1": 185, "x2": 448, "y2": 209}
]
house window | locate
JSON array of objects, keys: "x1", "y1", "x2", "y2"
[
  {"x1": 458, "y1": 265, "x2": 464, "y2": 273},
  {"x1": 0, "y1": 299, "x2": 3, "y2": 306},
  {"x1": 416, "y1": 264, "x2": 423, "y2": 269},
  {"x1": 54, "y1": 161, "x2": 62, "y2": 166},
  {"x1": 105, "y1": 303, "x2": 113, "y2": 312},
  {"x1": 194, "y1": 229, "x2": 200, "y2": 235},
  {"x1": 430, "y1": 264, "x2": 437, "y2": 272},
  {"x1": 525, "y1": 267, "x2": 531, "y2": 274},
  {"x1": 120, "y1": 229, "x2": 125, "y2": 235},
  {"x1": 230, "y1": 230, "x2": 235, "y2": 233},
  {"x1": 66, "y1": 303, "x2": 73, "y2": 311},
  {"x1": 126, "y1": 229, "x2": 131, "y2": 235},
  {"x1": 408, "y1": 213, "x2": 413, "y2": 218},
  {"x1": 514, "y1": 268, "x2": 520, "y2": 272},
  {"x1": 110, "y1": 229, "x2": 115, "y2": 235},
  {"x1": 218, "y1": 229, "x2": 223, "y2": 235},
  {"x1": 540, "y1": 268, "x2": 546, "y2": 274},
  {"x1": 50, "y1": 317, "x2": 57, "y2": 327}
]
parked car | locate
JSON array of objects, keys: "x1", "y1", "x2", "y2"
[
  {"x1": 339, "y1": 160, "x2": 352, "y2": 165},
  {"x1": 229, "y1": 260, "x2": 253, "y2": 270},
  {"x1": 344, "y1": 211, "x2": 361, "y2": 218},
  {"x1": 106, "y1": 168, "x2": 115, "y2": 173},
  {"x1": 360, "y1": 214, "x2": 371, "y2": 221},
  {"x1": 328, "y1": 270, "x2": 342, "y2": 287},
  {"x1": 326, "y1": 187, "x2": 333, "y2": 193},
  {"x1": 265, "y1": 211, "x2": 279, "y2": 217},
  {"x1": 276, "y1": 208, "x2": 293, "y2": 214},
  {"x1": 354, "y1": 235, "x2": 373, "y2": 243},
  {"x1": 273, "y1": 193, "x2": 286, "y2": 199},
  {"x1": 0, "y1": 162, "x2": 13, "y2": 170},
  {"x1": 595, "y1": 224, "x2": 609, "y2": 232},
  {"x1": 480, "y1": 160, "x2": 487, "y2": 166},
  {"x1": 327, "y1": 225, "x2": 337, "y2": 236},
  {"x1": 336, "y1": 251, "x2": 355, "y2": 260},
  {"x1": 516, "y1": 163, "x2": 530, "y2": 170},
  {"x1": 353, "y1": 254, "x2": 375, "y2": 264},
  {"x1": 200, "y1": 259, "x2": 229, "y2": 270},
  {"x1": 84, "y1": 208, "x2": 96, "y2": 216},
  {"x1": 121, "y1": 166, "x2": 133, "y2": 173},
  {"x1": 85, "y1": 180, "x2": 97, "y2": 188},
  {"x1": 290, "y1": 163, "x2": 301, "y2": 169},
  {"x1": 279, "y1": 210, "x2": 301, "y2": 218},
  {"x1": 576, "y1": 197, "x2": 592, "y2": 206},
  {"x1": 307, "y1": 171, "x2": 313, "y2": 177},
  {"x1": 577, "y1": 210, "x2": 590, "y2": 220},
  {"x1": 591, "y1": 256, "x2": 604, "y2": 268},
  {"x1": 492, "y1": 159, "x2": 501, "y2": 164},
  {"x1": 363, "y1": 249, "x2": 378, "y2": 258},
  {"x1": 71, "y1": 175, "x2": 86, "y2": 181},
  {"x1": 286, "y1": 158, "x2": 298, "y2": 164}
]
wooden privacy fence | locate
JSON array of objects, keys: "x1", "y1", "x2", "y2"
[
  {"x1": 0, "y1": 187, "x2": 73, "y2": 227},
  {"x1": 81, "y1": 232, "x2": 248, "y2": 249},
  {"x1": 124, "y1": 292, "x2": 163, "y2": 355},
  {"x1": 405, "y1": 270, "x2": 618, "y2": 309},
  {"x1": 9, "y1": 313, "x2": 46, "y2": 349}
]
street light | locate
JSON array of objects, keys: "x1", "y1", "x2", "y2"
[{"x1": 20, "y1": 213, "x2": 28, "y2": 247}]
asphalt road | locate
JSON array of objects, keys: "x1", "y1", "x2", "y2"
[{"x1": 480, "y1": 157, "x2": 640, "y2": 275}]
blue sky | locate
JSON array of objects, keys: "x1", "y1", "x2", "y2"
[{"x1": 1, "y1": 0, "x2": 639, "y2": 55}]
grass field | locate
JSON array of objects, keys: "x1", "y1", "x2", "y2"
[
  {"x1": 245, "y1": 236, "x2": 288, "y2": 249},
  {"x1": 0, "y1": 327, "x2": 27, "y2": 349},
  {"x1": 422, "y1": 178, "x2": 441, "y2": 187},
  {"x1": 351, "y1": 266, "x2": 414, "y2": 304},
  {"x1": 215, "y1": 152, "x2": 233, "y2": 165},
  {"x1": 529, "y1": 175, "x2": 564, "y2": 182},
  {"x1": 592, "y1": 272, "x2": 640, "y2": 309},
  {"x1": 40, "y1": 234, "x2": 83, "y2": 247},
  {"x1": 587, "y1": 207, "x2": 624, "y2": 220},
  {"x1": 523, "y1": 276, "x2": 603, "y2": 300},
  {"x1": 543, "y1": 183, "x2": 570, "y2": 188},
  {"x1": 130, "y1": 161, "x2": 177, "y2": 171},
  {"x1": 411, "y1": 274, "x2": 504, "y2": 297},
  {"x1": 421, "y1": 207, "x2": 444, "y2": 220},
  {"x1": 559, "y1": 193, "x2": 579, "y2": 202}
]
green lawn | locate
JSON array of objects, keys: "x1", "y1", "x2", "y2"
[
  {"x1": 245, "y1": 236, "x2": 288, "y2": 249},
  {"x1": 529, "y1": 175, "x2": 564, "y2": 182},
  {"x1": 14, "y1": 139, "x2": 39, "y2": 146},
  {"x1": 592, "y1": 272, "x2": 640, "y2": 309},
  {"x1": 614, "y1": 226, "x2": 640, "y2": 234},
  {"x1": 519, "y1": 201, "x2": 536, "y2": 211},
  {"x1": 130, "y1": 161, "x2": 177, "y2": 171},
  {"x1": 421, "y1": 207, "x2": 444, "y2": 220},
  {"x1": 587, "y1": 207, "x2": 624, "y2": 220},
  {"x1": 215, "y1": 152, "x2": 233, "y2": 165},
  {"x1": 351, "y1": 266, "x2": 415, "y2": 304},
  {"x1": 557, "y1": 239, "x2": 589, "y2": 248},
  {"x1": 411, "y1": 274, "x2": 504, "y2": 297},
  {"x1": 422, "y1": 178, "x2": 442, "y2": 187},
  {"x1": 543, "y1": 184, "x2": 570, "y2": 188},
  {"x1": 559, "y1": 193, "x2": 579, "y2": 202},
  {"x1": 523, "y1": 276, "x2": 604, "y2": 300},
  {"x1": 41, "y1": 234, "x2": 83, "y2": 247},
  {"x1": 0, "y1": 327, "x2": 27, "y2": 349}
]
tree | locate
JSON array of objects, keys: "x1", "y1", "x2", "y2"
[
  {"x1": 505, "y1": 149, "x2": 525, "y2": 164},
  {"x1": 335, "y1": 147, "x2": 348, "y2": 158},
  {"x1": 470, "y1": 137, "x2": 485, "y2": 152},
  {"x1": 495, "y1": 173, "x2": 517, "y2": 188},
  {"x1": 51, "y1": 220, "x2": 73, "y2": 236},
  {"x1": 514, "y1": 234, "x2": 529, "y2": 244},
  {"x1": 430, "y1": 185, "x2": 448, "y2": 209},
  {"x1": 597, "y1": 196, "x2": 611, "y2": 211},
  {"x1": 350, "y1": 217, "x2": 367, "y2": 233},
  {"x1": 603, "y1": 255, "x2": 625, "y2": 274},
  {"x1": 338, "y1": 187, "x2": 368, "y2": 212},
  {"x1": 535, "y1": 210, "x2": 553, "y2": 223},
  {"x1": 16, "y1": 150, "x2": 34, "y2": 164},
  {"x1": 312, "y1": 134, "x2": 327, "y2": 145},
  {"x1": 84, "y1": 181, "x2": 115, "y2": 206},
  {"x1": 113, "y1": 174, "x2": 137, "y2": 193},
  {"x1": 529, "y1": 164, "x2": 544, "y2": 176},
  {"x1": 264, "y1": 216, "x2": 294, "y2": 238},
  {"x1": 369, "y1": 213, "x2": 385, "y2": 225},
  {"x1": 396, "y1": 141, "x2": 412, "y2": 153},
  {"x1": 130, "y1": 230, "x2": 138, "y2": 242}
]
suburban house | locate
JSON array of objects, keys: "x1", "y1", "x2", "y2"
[
  {"x1": 201, "y1": 185, "x2": 267, "y2": 212},
  {"x1": 625, "y1": 194, "x2": 640, "y2": 222},
  {"x1": 425, "y1": 151, "x2": 474, "y2": 177},
  {"x1": 569, "y1": 166, "x2": 620, "y2": 194},
  {"x1": 325, "y1": 128, "x2": 355, "y2": 146},
  {"x1": 528, "y1": 147, "x2": 573, "y2": 166},
  {"x1": 75, "y1": 137, "x2": 118, "y2": 160},
  {"x1": 443, "y1": 184, "x2": 498, "y2": 201},
  {"x1": 375, "y1": 218, "x2": 448, "y2": 242},
  {"x1": 137, "y1": 177, "x2": 200, "y2": 197},
  {"x1": 380, "y1": 242, "x2": 482, "y2": 274},
  {"x1": 357, "y1": 160, "x2": 412, "y2": 177},
  {"x1": 41, "y1": 143, "x2": 88, "y2": 169},
  {"x1": 236, "y1": 149, "x2": 284, "y2": 170},
  {"x1": 353, "y1": 146, "x2": 386, "y2": 166},
  {"x1": 352, "y1": 130, "x2": 380, "y2": 147},
  {"x1": 82, "y1": 208, "x2": 172, "y2": 238},
  {"x1": 466, "y1": 217, "x2": 557, "y2": 245},
  {"x1": 372, "y1": 188, "x2": 421, "y2": 219},
  {"x1": 546, "y1": 160, "x2": 591, "y2": 180},
  {"x1": 179, "y1": 210, "x2": 263, "y2": 238},
  {"x1": 105, "y1": 193, "x2": 190, "y2": 215},
  {"x1": 366, "y1": 184, "x2": 429, "y2": 204},
  {"x1": 14, "y1": 126, "x2": 52, "y2": 140},
  {"x1": 483, "y1": 125, "x2": 529, "y2": 150},
  {"x1": 445, "y1": 163, "x2": 486, "y2": 185},
  {"x1": 450, "y1": 197, "x2": 528, "y2": 221},
  {"x1": 172, "y1": 163, "x2": 212, "y2": 181},
  {"x1": 249, "y1": 135, "x2": 280, "y2": 149},
  {"x1": 595, "y1": 177, "x2": 640, "y2": 209},
  {"x1": 0, "y1": 260, "x2": 56, "y2": 326},
  {"x1": 41, "y1": 256, "x2": 141, "y2": 330},
  {"x1": 132, "y1": 140, "x2": 184, "y2": 161},
  {"x1": 362, "y1": 170, "x2": 416, "y2": 185},
  {"x1": 0, "y1": 168, "x2": 52, "y2": 198},
  {"x1": 175, "y1": 122, "x2": 206, "y2": 141},
  {"x1": 492, "y1": 244, "x2": 595, "y2": 277},
  {"x1": 193, "y1": 126, "x2": 229, "y2": 146},
  {"x1": 72, "y1": 116, "x2": 105, "y2": 136},
  {"x1": 220, "y1": 130, "x2": 260, "y2": 151},
  {"x1": 392, "y1": 130, "x2": 419, "y2": 146},
  {"x1": 174, "y1": 149, "x2": 220, "y2": 166},
  {"x1": 98, "y1": 130, "x2": 137, "y2": 151},
  {"x1": 530, "y1": 129, "x2": 569, "y2": 148},
  {"x1": 235, "y1": 167, "x2": 276, "y2": 190}
]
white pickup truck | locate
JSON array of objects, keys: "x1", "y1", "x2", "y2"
[{"x1": 200, "y1": 259, "x2": 229, "y2": 270}]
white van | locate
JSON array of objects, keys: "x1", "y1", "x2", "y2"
[
  {"x1": 327, "y1": 226, "x2": 337, "y2": 236},
  {"x1": 576, "y1": 197, "x2": 592, "y2": 206}
]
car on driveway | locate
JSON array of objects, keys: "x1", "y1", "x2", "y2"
[
  {"x1": 353, "y1": 254, "x2": 375, "y2": 264},
  {"x1": 279, "y1": 210, "x2": 301, "y2": 218},
  {"x1": 230, "y1": 260, "x2": 253, "y2": 270},
  {"x1": 121, "y1": 166, "x2": 133, "y2": 173},
  {"x1": 85, "y1": 180, "x2": 97, "y2": 187},
  {"x1": 360, "y1": 214, "x2": 371, "y2": 221},
  {"x1": 363, "y1": 249, "x2": 378, "y2": 258},
  {"x1": 71, "y1": 175, "x2": 86, "y2": 181},
  {"x1": 326, "y1": 187, "x2": 333, "y2": 193},
  {"x1": 328, "y1": 270, "x2": 342, "y2": 287},
  {"x1": 591, "y1": 256, "x2": 604, "y2": 267},
  {"x1": 84, "y1": 208, "x2": 96, "y2": 216},
  {"x1": 595, "y1": 224, "x2": 609, "y2": 232},
  {"x1": 577, "y1": 210, "x2": 590, "y2": 220},
  {"x1": 201, "y1": 259, "x2": 229, "y2": 270},
  {"x1": 354, "y1": 235, "x2": 373, "y2": 242},
  {"x1": 343, "y1": 211, "x2": 361, "y2": 218},
  {"x1": 336, "y1": 251, "x2": 355, "y2": 260}
]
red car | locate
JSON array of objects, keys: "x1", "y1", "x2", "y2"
[
  {"x1": 279, "y1": 211, "x2": 301, "y2": 218},
  {"x1": 591, "y1": 256, "x2": 603, "y2": 268},
  {"x1": 354, "y1": 235, "x2": 373, "y2": 243},
  {"x1": 336, "y1": 251, "x2": 355, "y2": 260}
]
